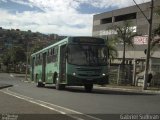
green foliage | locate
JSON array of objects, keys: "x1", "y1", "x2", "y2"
[
  {"x1": 2, "y1": 46, "x2": 26, "y2": 66},
  {"x1": 114, "y1": 21, "x2": 137, "y2": 46},
  {"x1": 154, "y1": 7, "x2": 160, "y2": 36},
  {"x1": 30, "y1": 42, "x2": 44, "y2": 54},
  {"x1": 112, "y1": 20, "x2": 137, "y2": 64},
  {"x1": 105, "y1": 37, "x2": 118, "y2": 59},
  {"x1": 0, "y1": 27, "x2": 64, "y2": 72},
  {"x1": 0, "y1": 27, "x2": 63, "y2": 56},
  {"x1": 2, "y1": 52, "x2": 11, "y2": 66},
  {"x1": 154, "y1": 24, "x2": 160, "y2": 36},
  {"x1": 151, "y1": 8, "x2": 160, "y2": 53}
]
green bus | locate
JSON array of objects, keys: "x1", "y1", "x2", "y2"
[{"x1": 30, "y1": 36, "x2": 109, "y2": 92}]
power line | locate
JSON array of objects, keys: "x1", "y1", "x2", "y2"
[{"x1": 132, "y1": 0, "x2": 149, "y2": 23}]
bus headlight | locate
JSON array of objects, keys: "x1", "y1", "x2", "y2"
[
  {"x1": 102, "y1": 73, "x2": 106, "y2": 76},
  {"x1": 73, "y1": 73, "x2": 76, "y2": 76}
]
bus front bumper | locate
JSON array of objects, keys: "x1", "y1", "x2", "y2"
[{"x1": 67, "y1": 74, "x2": 109, "y2": 86}]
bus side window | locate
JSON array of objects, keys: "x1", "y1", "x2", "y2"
[
  {"x1": 53, "y1": 47, "x2": 58, "y2": 62},
  {"x1": 47, "y1": 50, "x2": 49, "y2": 63},
  {"x1": 40, "y1": 54, "x2": 42, "y2": 65},
  {"x1": 38, "y1": 54, "x2": 40, "y2": 65},
  {"x1": 52, "y1": 49, "x2": 54, "y2": 55},
  {"x1": 47, "y1": 50, "x2": 49, "y2": 56},
  {"x1": 49, "y1": 49, "x2": 52, "y2": 63},
  {"x1": 50, "y1": 49, "x2": 52, "y2": 55},
  {"x1": 35, "y1": 54, "x2": 38, "y2": 66}
]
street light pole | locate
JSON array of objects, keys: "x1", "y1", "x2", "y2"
[{"x1": 143, "y1": 0, "x2": 154, "y2": 90}]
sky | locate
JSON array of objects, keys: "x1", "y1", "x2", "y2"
[{"x1": 0, "y1": 0, "x2": 151, "y2": 36}]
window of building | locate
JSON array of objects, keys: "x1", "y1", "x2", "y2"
[
  {"x1": 100, "y1": 17, "x2": 112, "y2": 24},
  {"x1": 114, "y1": 13, "x2": 137, "y2": 22}
]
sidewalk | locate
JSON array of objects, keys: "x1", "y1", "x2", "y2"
[{"x1": 96, "y1": 85, "x2": 160, "y2": 94}]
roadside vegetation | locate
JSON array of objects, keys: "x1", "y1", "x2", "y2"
[
  {"x1": 0, "y1": 28, "x2": 65, "y2": 73},
  {"x1": 151, "y1": 8, "x2": 160, "y2": 52}
]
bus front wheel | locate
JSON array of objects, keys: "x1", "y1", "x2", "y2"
[{"x1": 84, "y1": 84, "x2": 93, "y2": 92}]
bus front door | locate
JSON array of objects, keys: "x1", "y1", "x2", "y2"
[
  {"x1": 42, "y1": 53, "x2": 46, "y2": 83},
  {"x1": 59, "y1": 45, "x2": 66, "y2": 82}
]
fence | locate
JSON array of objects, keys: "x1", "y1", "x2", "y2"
[
  {"x1": 109, "y1": 57, "x2": 160, "y2": 88},
  {"x1": 150, "y1": 58, "x2": 160, "y2": 87},
  {"x1": 109, "y1": 64, "x2": 133, "y2": 85}
]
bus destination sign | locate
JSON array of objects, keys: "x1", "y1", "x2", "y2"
[{"x1": 73, "y1": 37, "x2": 105, "y2": 44}]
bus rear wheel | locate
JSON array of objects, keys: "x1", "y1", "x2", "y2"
[
  {"x1": 36, "y1": 75, "x2": 44, "y2": 87},
  {"x1": 37, "y1": 82, "x2": 44, "y2": 87},
  {"x1": 55, "y1": 78, "x2": 65, "y2": 90},
  {"x1": 84, "y1": 84, "x2": 93, "y2": 92}
]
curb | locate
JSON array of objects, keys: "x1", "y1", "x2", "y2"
[
  {"x1": 0, "y1": 84, "x2": 13, "y2": 89},
  {"x1": 142, "y1": 90, "x2": 160, "y2": 94},
  {"x1": 95, "y1": 86, "x2": 160, "y2": 94}
]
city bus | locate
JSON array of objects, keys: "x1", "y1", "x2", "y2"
[{"x1": 30, "y1": 36, "x2": 109, "y2": 92}]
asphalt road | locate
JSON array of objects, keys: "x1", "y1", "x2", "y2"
[{"x1": 0, "y1": 73, "x2": 160, "y2": 120}]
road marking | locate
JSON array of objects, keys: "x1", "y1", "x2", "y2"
[
  {"x1": 2, "y1": 89, "x2": 66, "y2": 114},
  {"x1": 1, "y1": 88, "x2": 102, "y2": 120}
]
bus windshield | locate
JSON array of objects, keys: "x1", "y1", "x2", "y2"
[{"x1": 68, "y1": 44, "x2": 108, "y2": 66}]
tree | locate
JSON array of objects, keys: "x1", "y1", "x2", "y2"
[
  {"x1": 30, "y1": 41, "x2": 44, "y2": 54},
  {"x1": 2, "y1": 46, "x2": 26, "y2": 72},
  {"x1": 151, "y1": 8, "x2": 160, "y2": 52},
  {"x1": 2, "y1": 51, "x2": 11, "y2": 66},
  {"x1": 113, "y1": 20, "x2": 137, "y2": 64},
  {"x1": 154, "y1": 8, "x2": 160, "y2": 36},
  {"x1": 105, "y1": 37, "x2": 118, "y2": 60}
]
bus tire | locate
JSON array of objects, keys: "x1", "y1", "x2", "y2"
[
  {"x1": 55, "y1": 78, "x2": 65, "y2": 90},
  {"x1": 36, "y1": 74, "x2": 40, "y2": 87},
  {"x1": 84, "y1": 84, "x2": 93, "y2": 92},
  {"x1": 37, "y1": 82, "x2": 41, "y2": 87},
  {"x1": 37, "y1": 82, "x2": 44, "y2": 87},
  {"x1": 60, "y1": 84, "x2": 65, "y2": 90}
]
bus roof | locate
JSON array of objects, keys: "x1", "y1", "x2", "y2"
[
  {"x1": 31, "y1": 36, "x2": 105, "y2": 57},
  {"x1": 31, "y1": 37, "x2": 68, "y2": 57}
]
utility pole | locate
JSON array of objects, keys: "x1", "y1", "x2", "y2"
[
  {"x1": 25, "y1": 30, "x2": 31, "y2": 81},
  {"x1": 25, "y1": 42, "x2": 29, "y2": 81},
  {"x1": 133, "y1": 0, "x2": 154, "y2": 90},
  {"x1": 143, "y1": 0, "x2": 154, "y2": 90}
]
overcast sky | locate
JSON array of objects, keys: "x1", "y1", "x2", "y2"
[{"x1": 0, "y1": 0, "x2": 150, "y2": 36}]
